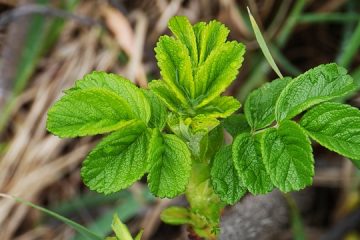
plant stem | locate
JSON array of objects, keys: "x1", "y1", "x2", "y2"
[{"x1": 185, "y1": 162, "x2": 225, "y2": 239}]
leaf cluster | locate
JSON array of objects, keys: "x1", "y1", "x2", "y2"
[
  {"x1": 46, "y1": 16, "x2": 244, "y2": 199},
  {"x1": 212, "y1": 63, "x2": 360, "y2": 204}
]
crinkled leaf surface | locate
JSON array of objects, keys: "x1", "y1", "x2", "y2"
[
  {"x1": 195, "y1": 96, "x2": 241, "y2": 119},
  {"x1": 195, "y1": 41, "x2": 245, "y2": 106},
  {"x1": 155, "y1": 36, "x2": 194, "y2": 100},
  {"x1": 211, "y1": 145, "x2": 247, "y2": 204},
  {"x1": 222, "y1": 114, "x2": 251, "y2": 138},
  {"x1": 262, "y1": 121, "x2": 314, "y2": 192},
  {"x1": 245, "y1": 77, "x2": 291, "y2": 130},
  {"x1": 148, "y1": 80, "x2": 183, "y2": 113},
  {"x1": 168, "y1": 16, "x2": 198, "y2": 67},
  {"x1": 147, "y1": 131, "x2": 191, "y2": 198},
  {"x1": 81, "y1": 121, "x2": 149, "y2": 194},
  {"x1": 232, "y1": 133, "x2": 273, "y2": 194},
  {"x1": 276, "y1": 63, "x2": 355, "y2": 121},
  {"x1": 142, "y1": 89, "x2": 167, "y2": 129},
  {"x1": 300, "y1": 102, "x2": 360, "y2": 161},
  {"x1": 197, "y1": 20, "x2": 229, "y2": 65},
  {"x1": 71, "y1": 71, "x2": 151, "y2": 123},
  {"x1": 47, "y1": 88, "x2": 134, "y2": 138}
]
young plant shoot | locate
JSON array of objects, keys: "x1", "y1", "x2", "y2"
[{"x1": 47, "y1": 16, "x2": 360, "y2": 239}]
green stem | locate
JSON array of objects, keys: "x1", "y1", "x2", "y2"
[{"x1": 185, "y1": 162, "x2": 224, "y2": 239}]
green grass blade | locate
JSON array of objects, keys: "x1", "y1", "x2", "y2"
[
  {"x1": 337, "y1": 20, "x2": 360, "y2": 68},
  {"x1": 0, "y1": 193, "x2": 102, "y2": 240},
  {"x1": 284, "y1": 193, "x2": 306, "y2": 240},
  {"x1": 298, "y1": 13, "x2": 360, "y2": 23},
  {"x1": 247, "y1": 7, "x2": 283, "y2": 79}
]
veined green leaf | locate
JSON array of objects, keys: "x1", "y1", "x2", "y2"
[
  {"x1": 147, "y1": 131, "x2": 192, "y2": 198},
  {"x1": 148, "y1": 80, "x2": 182, "y2": 112},
  {"x1": 142, "y1": 89, "x2": 167, "y2": 129},
  {"x1": 232, "y1": 133, "x2": 273, "y2": 194},
  {"x1": 245, "y1": 77, "x2": 291, "y2": 130},
  {"x1": 195, "y1": 41, "x2": 245, "y2": 106},
  {"x1": 262, "y1": 121, "x2": 314, "y2": 192},
  {"x1": 222, "y1": 114, "x2": 251, "y2": 138},
  {"x1": 169, "y1": 16, "x2": 198, "y2": 67},
  {"x1": 276, "y1": 63, "x2": 355, "y2": 121},
  {"x1": 81, "y1": 121, "x2": 149, "y2": 194},
  {"x1": 70, "y1": 71, "x2": 151, "y2": 123},
  {"x1": 197, "y1": 20, "x2": 230, "y2": 65},
  {"x1": 300, "y1": 102, "x2": 360, "y2": 161},
  {"x1": 211, "y1": 145, "x2": 247, "y2": 204},
  {"x1": 155, "y1": 36, "x2": 194, "y2": 99},
  {"x1": 47, "y1": 88, "x2": 134, "y2": 138},
  {"x1": 195, "y1": 96, "x2": 241, "y2": 118}
]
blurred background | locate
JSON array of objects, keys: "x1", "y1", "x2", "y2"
[{"x1": 0, "y1": 0, "x2": 359, "y2": 239}]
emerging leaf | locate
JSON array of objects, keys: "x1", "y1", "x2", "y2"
[
  {"x1": 195, "y1": 96, "x2": 241, "y2": 119},
  {"x1": 160, "y1": 206, "x2": 192, "y2": 225},
  {"x1": 195, "y1": 41, "x2": 245, "y2": 106},
  {"x1": 147, "y1": 131, "x2": 192, "y2": 198},
  {"x1": 262, "y1": 121, "x2": 314, "y2": 192},
  {"x1": 232, "y1": 133, "x2": 273, "y2": 194},
  {"x1": 211, "y1": 145, "x2": 247, "y2": 204},
  {"x1": 276, "y1": 63, "x2": 355, "y2": 121},
  {"x1": 148, "y1": 80, "x2": 183, "y2": 113},
  {"x1": 155, "y1": 36, "x2": 194, "y2": 100},
  {"x1": 81, "y1": 120, "x2": 149, "y2": 194},
  {"x1": 196, "y1": 20, "x2": 230, "y2": 65},
  {"x1": 71, "y1": 71, "x2": 151, "y2": 123},
  {"x1": 168, "y1": 16, "x2": 198, "y2": 67},
  {"x1": 245, "y1": 77, "x2": 291, "y2": 130},
  {"x1": 300, "y1": 102, "x2": 360, "y2": 161},
  {"x1": 47, "y1": 88, "x2": 135, "y2": 138}
]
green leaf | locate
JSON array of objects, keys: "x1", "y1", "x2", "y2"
[
  {"x1": 81, "y1": 121, "x2": 149, "y2": 194},
  {"x1": 211, "y1": 145, "x2": 247, "y2": 204},
  {"x1": 47, "y1": 88, "x2": 134, "y2": 138},
  {"x1": 71, "y1": 71, "x2": 151, "y2": 123},
  {"x1": 0, "y1": 193, "x2": 102, "y2": 240},
  {"x1": 195, "y1": 96, "x2": 241, "y2": 118},
  {"x1": 206, "y1": 126, "x2": 224, "y2": 160},
  {"x1": 232, "y1": 133, "x2": 273, "y2": 194},
  {"x1": 300, "y1": 102, "x2": 360, "y2": 160},
  {"x1": 261, "y1": 120, "x2": 314, "y2": 192},
  {"x1": 147, "y1": 132, "x2": 192, "y2": 198},
  {"x1": 195, "y1": 41, "x2": 245, "y2": 107},
  {"x1": 197, "y1": 20, "x2": 230, "y2": 65},
  {"x1": 142, "y1": 89, "x2": 167, "y2": 129},
  {"x1": 155, "y1": 35, "x2": 194, "y2": 100},
  {"x1": 247, "y1": 7, "x2": 283, "y2": 79},
  {"x1": 160, "y1": 206, "x2": 192, "y2": 225},
  {"x1": 148, "y1": 80, "x2": 182, "y2": 112},
  {"x1": 168, "y1": 16, "x2": 198, "y2": 67},
  {"x1": 245, "y1": 77, "x2": 291, "y2": 130},
  {"x1": 111, "y1": 214, "x2": 133, "y2": 240},
  {"x1": 276, "y1": 63, "x2": 355, "y2": 121},
  {"x1": 222, "y1": 114, "x2": 251, "y2": 138}
]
